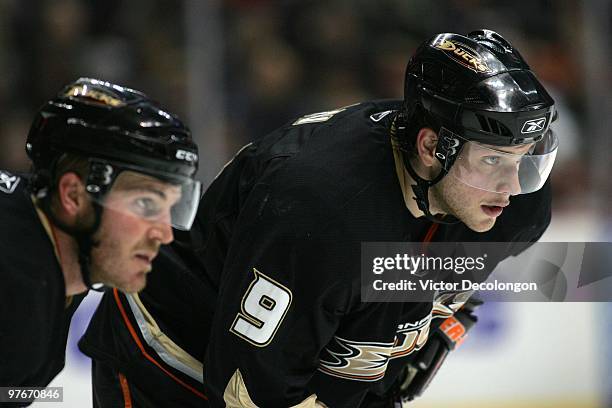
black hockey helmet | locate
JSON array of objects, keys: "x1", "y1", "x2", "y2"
[
  {"x1": 404, "y1": 29, "x2": 556, "y2": 147},
  {"x1": 26, "y1": 77, "x2": 201, "y2": 231},
  {"x1": 399, "y1": 30, "x2": 558, "y2": 221}
]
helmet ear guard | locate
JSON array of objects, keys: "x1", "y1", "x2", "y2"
[
  {"x1": 434, "y1": 130, "x2": 464, "y2": 172},
  {"x1": 85, "y1": 161, "x2": 116, "y2": 195}
]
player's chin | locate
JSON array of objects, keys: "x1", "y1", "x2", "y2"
[
  {"x1": 464, "y1": 214, "x2": 497, "y2": 233},
  {"x1": 116, "y1": 271, "x2": 148, "y2": 293}
]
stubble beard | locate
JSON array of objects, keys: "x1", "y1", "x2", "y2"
[{"x1": 430, "y1": 176, "x2": 496, "y2": 233}]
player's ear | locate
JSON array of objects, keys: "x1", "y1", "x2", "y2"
[
  {"x1": 415, "y1": 127, "x2": 438, "y2": 168},
  {"x1": 56, "y1": 172, "x2": 88, "y2": 217}
]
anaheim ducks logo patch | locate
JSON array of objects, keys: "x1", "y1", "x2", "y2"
[
  {"x1": 434, "y1": 39, "x2": 491, "y2": 73},
  {"x1": 318, "y1": 291, "x2": 473, "y2": 382},
  {"x1": 318, "y1": 336, "x2": 395, "y2": 382},
  {"x1": 0, "y1": 170, "x2": 20, "y2": 194},
  {"x1": 318, "y1": 317, "x2": 431, "y2": 382}
]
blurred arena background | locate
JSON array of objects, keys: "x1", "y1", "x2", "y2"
[{"x1": 0, "y1": 0, "x2": 610, "y2": 406}]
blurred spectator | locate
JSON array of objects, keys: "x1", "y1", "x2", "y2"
[{"x1": 0, "y1": 109, "x2": 30, "y2": 171}]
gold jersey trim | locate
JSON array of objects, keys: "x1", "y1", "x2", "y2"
[
  {"x1": 223, "y1": 369, "x2": 326, "y2": 407},
  {"x1": 126, "y1": 293, "x2": 204, "y2": 383},
  {"x1": 391, "y1": 139, "x2": 414, "y2": 210}
]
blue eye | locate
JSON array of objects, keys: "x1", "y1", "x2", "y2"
[
  {"x1": 482, "y1": 156, "x2": 500, "y2": 165},
  {"x1": 133, "y1": 197, "x2": 161, "y2": 218}
]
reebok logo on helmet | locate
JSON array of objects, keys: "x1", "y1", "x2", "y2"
[
  {"x1": 0, "y1": 171, "x2": 20, "y2": 194},
  {"x1": 521, "y1": 117, "x2": 547, "y2": 134}
]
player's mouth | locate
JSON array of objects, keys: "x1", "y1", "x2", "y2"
[
  {"x1": 134, "y1": 252, "x2": 156, "y2": 267},
  {"x1": 481, "y1": 202, "x2": 509, "y2": 218}
]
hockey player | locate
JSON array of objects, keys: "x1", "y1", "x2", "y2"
[
  {"x1": 80, "y1": 30, "x2": 557, "y2": 407},
  {"x1": 0, "y1": 78, "x2": 200, "y2": 399}
]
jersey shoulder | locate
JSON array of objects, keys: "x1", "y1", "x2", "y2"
[
  {"x1": 253, "y1": 99, "x2": 401, "y2": 163},
  {"x1": 0, "y1": 171, "x2": 70, "y2": 385},
  {"x1": 0, "y1": 170, "x2": 62, "y2": 292},
  {"x1": 252, "y1": 100, "x2": 403, "y2": 224}
]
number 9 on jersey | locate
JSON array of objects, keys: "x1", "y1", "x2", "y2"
[{"x1": 230, "y1": 269, "x2": 293, "y2": 347}]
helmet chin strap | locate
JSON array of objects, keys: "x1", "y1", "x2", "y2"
[
  {"x1": 402, "y1": 155, "x2": 458, "y2": 225},
  {"x1": 38, "y1": 194, "x2": 107, "y2": 292},
  {"x1": 74, "y1": 202, "x2": 106, "y2": 292},
  {"x1": 392, "y1": 114, "x2": 459, "y2": 225}
]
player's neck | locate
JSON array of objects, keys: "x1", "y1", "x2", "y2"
[
  {"x1": 33, "y1": 200, "x2": 88, "y2": 296},
  {"x1": 52, "y1": 227, "x2": 88, "y2": 296}
]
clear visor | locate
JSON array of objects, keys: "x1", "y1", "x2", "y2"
[
  {"x1": 440, "y1": 128, "x2": 558, "y2": 195},
  {"x1": 91, "y1": 170, "x2": 201, "y2": 231}
]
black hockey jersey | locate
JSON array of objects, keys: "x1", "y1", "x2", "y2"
[
  {"x1": 80, "y1": 100, "x2": 551, "y2": 407},
  {"x1": 0, "y1": 170, "x2": 85, "y2": 393}
]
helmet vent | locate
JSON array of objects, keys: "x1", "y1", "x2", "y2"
[
  {"x1": 469, "y1": 29, "x2": 514, "y2": 53},
  {"x1": 479, "y1": 40, "x2": 505, "y2": 55},
  {"x1": 475, "y1": 114, "x2": 512, "y2": 136}
]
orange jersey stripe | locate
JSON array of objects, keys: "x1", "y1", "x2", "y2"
[
  {"x1": 112, "y1": 288, "x2": 208, "y2": 400},
  {"x1": 118, "y1": 372, "x2": 133, "y2": 408},
  {"x1": 423, "y1": 222, "x2": 440, "y2": 243}
]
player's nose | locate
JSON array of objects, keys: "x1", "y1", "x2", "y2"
[
  {"x1": 496, "y1": 166, "x2": 522, "y2": 196},
  {"x1": 148, "y1": 213, "x2": 174, "y2": 244}
]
